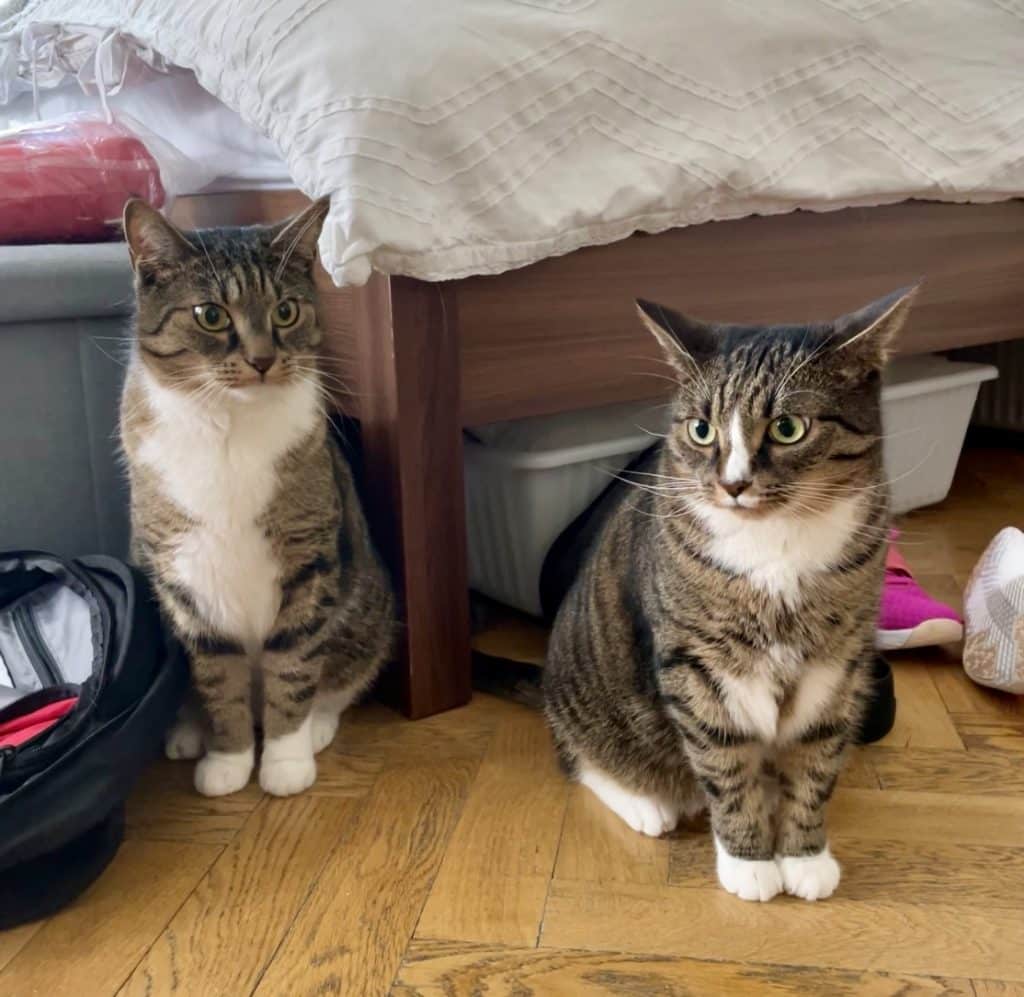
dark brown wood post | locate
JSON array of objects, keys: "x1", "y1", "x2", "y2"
[{"x1": 352, "y1": 274, "x2": 472, "y2": 718}]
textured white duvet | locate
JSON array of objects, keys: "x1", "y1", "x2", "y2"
[{"x1": 3, "y1": 0, "x2": 1023, "y2": 286}]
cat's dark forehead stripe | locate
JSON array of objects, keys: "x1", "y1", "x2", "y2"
[
  {"x1": 692, "y1": 322, "x2": 838, "y2": 419},
  {"x1": 713, "y1": 321, "x2": 831, "y2": 346},
  {"x1": 234, "y1": 259, "x2": 258, "y2": 297},
  {"x1": 177, "y1": 226, "x2": 288, "y2": 304}
]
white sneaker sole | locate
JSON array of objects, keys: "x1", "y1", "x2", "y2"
[{"x1": 875, "y1": 618, "x2": 964, "y2": 651}]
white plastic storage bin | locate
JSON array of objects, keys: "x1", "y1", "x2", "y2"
[
  {"x1": 464, "y1": 356, "x2": 997, "y2": 616},
  {"x1": 882, "y1": 356, "x2": 996, "y2": 513}
]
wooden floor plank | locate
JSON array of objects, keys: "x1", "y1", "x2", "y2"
[
  {"x1": 931, "y1": 662, "x2": 1024, "y2": 720},
  {"x1": 871, "y1": 747, "x2": 1024, "y2": 796},
  {"x1": 252, "y1": 759, "x2": 477, "y2": 997},
  {"x1": 303, "y1": 747, "x2": 382, "y2": 798},
  {"x1": 118, "y1": 797, "x2": 360, "y2": 997},
  {"x1": 552, "y1": 786, "x2": 673, "y2": 886},
  {"x1": 0, "y1": 841, "x2": 220, "y2": 997},
  {"x1": 882, "y1": 662, "x2": 965, "y2": 749},
  {"x1": 337, "y1": 697, "x2": 499, "y2": 766},
  {"x1": 471, "y1": 605, "x2": 548, "y2": 666},
  {"x1": 669, "y1": 833, "x2": 1024, "y2": 909},
  {"x1": 416, "y1": 709, "x2": 570, "y2": 947},
  {"x1": 125, "y1": 758, "x2": 265, "y2": 846},
  {"x1": 971, "y1": 981, "x2": 1024, "y2": 996},
  {"x1": 841, "y1": 747, "x2": 882, "y2": 789},
  {"x1": 542, "y1": 880, "x2": 1024, "y2": 982},
  {"x1": 952, "y1": 715, "x2": 1024, "y2": 754},
  {"x1": 828, "y1": 788, "x2": 1024, "y2": 847},
  {"x1": 395, "y1": 939, "x2": 974, "y2": 996},
  {"x1": 0, "y1": 922, "x2": 42, "y2": 974}
]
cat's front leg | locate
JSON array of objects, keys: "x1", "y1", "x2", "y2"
[
  {"x1": 165, "y1": 690, "x2": 204, "y2": 760},
  {"x1": 259, "y1": 642, "x2": 326, "y2": 797},
  {"x1": 190, "y1": 643, "x2": 256, "y2": 797},
  {"x1": 773, "y1": 727, "x2": 849, "y2": 901},
  {"x1": 684, "y1": 738, "x2": 782, "y2": 902}
]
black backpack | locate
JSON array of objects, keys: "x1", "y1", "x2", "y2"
[{"x1": 0, "y1": 552, "x2": 187, "y2": 929}]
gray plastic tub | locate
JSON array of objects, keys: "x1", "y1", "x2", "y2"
[
  {"x1": 0, "y1": 243, "x2": 134, "y2": 558},
  {"x1": 465, "y1": 356, "x2": 997, "y2": 616}
]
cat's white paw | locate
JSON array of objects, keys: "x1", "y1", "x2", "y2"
[
  {"x1": 260, "y1": 714, "x2": 316, "y2": 795},
  {"x1": 715, "y1": 838, "x2": 783, "y2": 902},
  {"x1": 578, "y1": 763, "x2": 679, "y2": 837},
  {"x1": 165, "y1": 718, "x2": 204, "y2": 760},
  {"x1": 260, "y1": 756, "x2": 316, "y2": 796},
  {"x1": 194, "y1": 749, "x2": 253, "y2": 797},
  {"x1": 310, "y1": 710, "x2": 340, "y2": 754},
  {"x1": 778, "y1": 849, "x2": 841, "y2": 901},
  {"x1": 620, "y1": 795, "x2": 680, "y2": 837},
  {"x1": 310, "y1": 687, "x2": 359, "y2": 754}
]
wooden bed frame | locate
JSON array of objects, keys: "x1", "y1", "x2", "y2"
[{"x1": 172, "y1": 194, "x2": 1024, "y2": 719}]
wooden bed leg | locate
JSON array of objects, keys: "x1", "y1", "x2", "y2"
[{"x1": 353, "y1": 274, "x2": 472, "y2": 719}]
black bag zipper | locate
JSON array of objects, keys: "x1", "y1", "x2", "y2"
[
  {"x1": 0, "y1": 558, "x2": 113, "y2": 785},
  {"x1": 11, "y1": 604, "x2": 61, "y2": 686},
  {"x1": 0, "y1": 683, "x2": 86, "y2": 787}
]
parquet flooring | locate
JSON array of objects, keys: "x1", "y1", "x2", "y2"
[{"x1": 2, "y1": 446, "x2": 1022, "y2": 996}]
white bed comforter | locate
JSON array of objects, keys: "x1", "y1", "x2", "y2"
[{"x1": 3, "y1": 0, "x2": 1023, "y2": 286}]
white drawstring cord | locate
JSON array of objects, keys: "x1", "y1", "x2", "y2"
[
  {"x1": 30, "y1": 33, "x2": 39, "y2": 118},
  {"x1": 93, "y1": 31, "x2": 111, "y2": 122}
]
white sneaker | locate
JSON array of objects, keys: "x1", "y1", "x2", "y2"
[{"x1": 963, "y1": 527, "x2": 1024, "y2": 694}]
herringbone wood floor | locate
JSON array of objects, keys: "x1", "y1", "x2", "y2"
[{"x1": 2, "y1": 446, "x2": 1022, "y2": 996}]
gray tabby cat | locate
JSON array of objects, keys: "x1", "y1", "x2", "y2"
[
  {"x1": 119, "y1": 199, "x2": 394, "y2": 798},
  {"x1": 544, "y1": 287, "x2": 916, "y2": 901}
]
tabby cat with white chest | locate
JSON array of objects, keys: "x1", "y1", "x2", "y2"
[
  {"x1": 119, "y1": 199, "x2": 393, "y2": 798},
  {"x1": 544, "y1": 287, "x2": 916, "y2": 901}
]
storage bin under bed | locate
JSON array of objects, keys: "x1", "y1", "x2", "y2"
[
  {"x1": 0, "y1": 243, "x2": 133, "y2": 558},
  {"x1": 464, "y1": 355, "x2": 998, "y2": 617}
]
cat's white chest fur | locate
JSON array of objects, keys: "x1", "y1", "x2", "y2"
[
  {"x1": 694, "y1": 495, "x2": 866, "y2": 606},
  {"x1": 718, "y1": 649, "x2": 846, "y2": 744},
  {"x1": 694, "y1": 497, "x2": 867, "y2": 741},
  {"x1": 138, "y1": 373, "x2": 319, "y2": 651}
]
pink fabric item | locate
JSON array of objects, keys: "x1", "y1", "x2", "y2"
[
  {"x1": 0, "y1": 697, "x2": 79, "y2": 748},
  {"x1": 879, "y1": 531, "x2": 961, "y2": 632}
]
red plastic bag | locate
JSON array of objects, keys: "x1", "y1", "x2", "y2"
[{"x1": 0, "y1": 114, "x2": 164, "y2": 244}]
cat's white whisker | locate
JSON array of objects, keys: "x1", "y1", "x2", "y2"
[
  {"x1": 274, "y1": 209, "x2": 323, "y2": 281},
  {"x1": 775, "y1": 329, "x2": 838, "y2": 400},
  {"x1": 88, "y1": 337, "x2": 131, "y2": 368},
  {"x1": 191, "y1": 228, "x2": 226, "y2": 296}
]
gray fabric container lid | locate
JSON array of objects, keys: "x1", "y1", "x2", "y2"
[{"x1": 0, "y1": 243, "x2": 134, "y2": 324}]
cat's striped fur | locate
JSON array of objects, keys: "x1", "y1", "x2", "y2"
[
  {"x1": 544, "y1": 288, "x2": 916, "y2": 901},
  {"x1": 119, "y1": 199, "x2": 393, "y2": 798}
]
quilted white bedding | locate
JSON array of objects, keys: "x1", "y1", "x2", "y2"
[{"x1": 3, "y1": 0, "x2": 1023, "y2": 287}]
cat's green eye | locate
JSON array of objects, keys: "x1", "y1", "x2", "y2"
[
  {"x1": 768, "y1": 415, "x2": 808, "y2": 445},
  {"x1": 193, "y1": 303, "x2": 231, "y2": 333},
  {"x1": 686, "y1": 419, "x2": 717, "y2": 446},
  {"x1": 274, "y1": 299, "x2": 300, "y2": 328}
]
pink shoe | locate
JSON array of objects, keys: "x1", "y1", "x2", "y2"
[{"x1": 876, "y1": 533, "x2": 963, "y2": 651}]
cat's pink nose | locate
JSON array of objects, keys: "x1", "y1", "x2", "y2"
[
  {"x1": 246, "y1": 355, "x2": 275, "y2": 374},
  {"x1": 720, "y1": 479, "x2": 750, "y2": 498}
]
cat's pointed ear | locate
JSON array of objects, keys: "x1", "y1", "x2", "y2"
[
  {"x1": 122, "y1": 199, "x2": 196, "y2": 270},
  {"x1": 636, "y1": 298, "x2": 717, "y2": 372},
  {"x1": 833, "y1": 284, "x2": 920, "y2": 371},
  {"x1": 269, "y1": 197, "x2": 330, "y2": 269}
]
